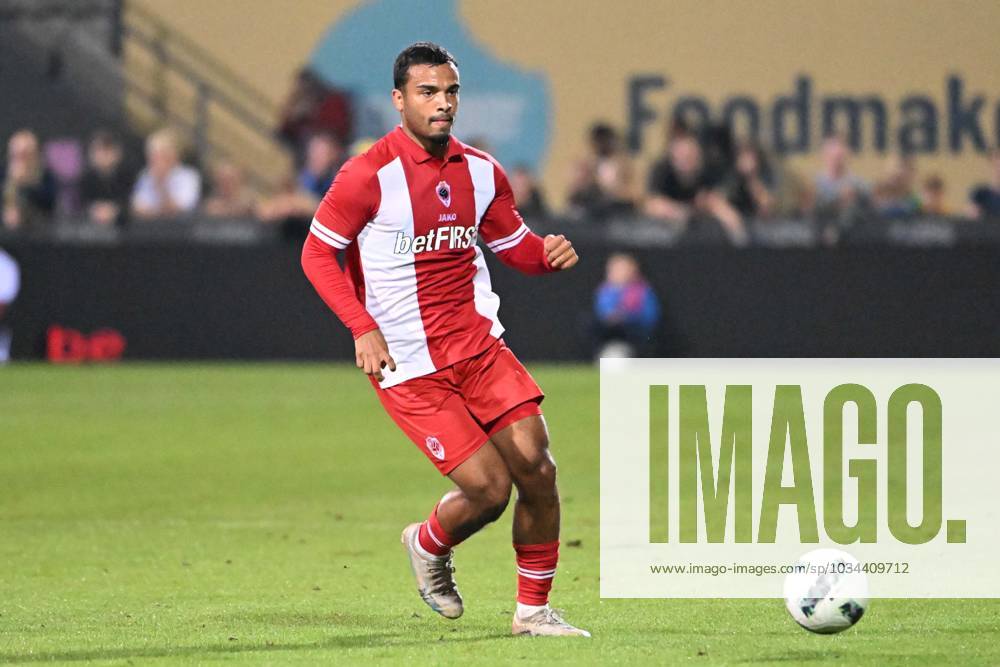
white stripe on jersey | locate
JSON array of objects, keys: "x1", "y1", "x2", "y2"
[
  {"x1": 485, "y1": 222, "x2": 529, "y2": 252},
  {"x1": 359, "y1": 157, "x2": 435, "y2": 389},
  {"x1": 312, "y1": 218, "x2": 351, "y2": 245},
  {"x1": 466, "y1": 154, "x2": 496, "y2": 225},
  {"x1": 488, "y1": 225, "x2": 530, "y2": 253},
  {"x1": 467, "y1": 155, "x2": 504, "y2": 339},
  {"x1": 310, "y1": 219, "x2": 350, "y2": 249},
  {"x1": 471, "y1": 246, "x2": 504, "y2": 338}
]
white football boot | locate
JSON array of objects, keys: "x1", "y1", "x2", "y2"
[
  {"x1": 400, "y1": 523, "x2": 464, "y2": 619},
  {"x1": 511, "y1": 605, "x2": 591, "y2": 637}
]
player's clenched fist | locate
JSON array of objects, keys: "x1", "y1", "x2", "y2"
[
  {"x1": 355, "y1": 329, "x2": 396, "y2": 382},
  {"x1": 544, "y1": 234, "x2": 579, "y2": 271}
]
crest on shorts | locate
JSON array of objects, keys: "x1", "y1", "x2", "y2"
[
  {"x1": 436, "y1": 180, "x2": 451, "y2": 208},
  {"x1": 425, "y1": 436, "x2": 446, "y2": 460}
]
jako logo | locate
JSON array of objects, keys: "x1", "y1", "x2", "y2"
[
  {"x1": 394, "y1": 225, "x2": 477, "y2": 254},
  {"x1": 426, "y1": 436, "x2": 446, "y2": 461}
]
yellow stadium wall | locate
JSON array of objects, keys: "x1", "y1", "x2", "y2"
[{"x1": 129, "y1": 0, "x2": 1000, "y2": 210}]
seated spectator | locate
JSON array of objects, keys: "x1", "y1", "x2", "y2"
[
  {"x1": 593, "y1": 253, "x2": 660, "y2": 358},
  {"x1": 259, "y1": 134, "x2": 348, "y2": 233},
  {"x1": 967, "y1": 149, "x2": 1000, "y2": 219},
  {"x1": 131, "y1": 129, "x2": 201, "y2": 220},
  {"x1": 772, "y1": 162, "x2": 811, "y2": 218},
  {"x1": 298, "y1": 133, "x2": 345, "y2": 201},
  {"x1": 566, "y1": 123, "x2": 635, "y2": 220},
  {"x1": 509, "y1": 164, "x2": 549, "y2": 220},
  {"x1": 2, "y1": 130, "x2": 56, "y2": 229},
  {"x1": 700, "y1": 121, "x2": 736, "y2": 187},
  {"x1": 80, "y1": 130, "x2": 133, "y2": 227},
  {"x1": 0, "y1": 246, "x2": 18, "y2": 363},
  {"x1": 278, "y1": 68, "x2": 353, "y2": 156},
  {"x1": 811, "y1": 133, "x2": 870, "y2": 218},
  {"x1": 44, "y1": 139, "x2": 85, "y2": 217},
  {"x1": 202, "y1": 161, "x2": 257, "y2": 218},
  {"x1": 645, "y1": 134, "x2": 747, "y2": 243},
  {"x1": 920, "y1": 174, "x2": 949, "y2": 217},
  {"x1": 256, "y1": 174, "x2": 320, "y2": 227},
  {"x1": 873, "y1": 154, "x2": 920, "y2": 219},
  {"x1": 728, "y1": 141, "x2": 776, "y2": 219}
]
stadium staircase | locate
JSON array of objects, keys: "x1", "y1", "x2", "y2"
[{"x1": 1, "y1": 0, "x2": 291, "y2": 194}]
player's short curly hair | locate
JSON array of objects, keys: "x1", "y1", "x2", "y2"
[{"x1": 393, "y1": 42, "x2": 458, "y2": 90}]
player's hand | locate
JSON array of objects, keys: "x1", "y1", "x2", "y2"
[
  {"x1": 355, "y1": 329, "x2": 396, "y2": 382},
  {"x1": 544, "y1": 234, "x2": 579, "y2": 271}
]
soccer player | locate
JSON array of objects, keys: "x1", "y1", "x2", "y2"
[{"x1": 301, "y1": 42, "x2": 589, "y2": 637}]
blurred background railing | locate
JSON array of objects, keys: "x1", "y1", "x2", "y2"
[
  {"x1": 120, "y1": 1, "x2": 291, "y2": 195},
  {"x1": 1, "y1": 0, "x2": 291, "y2": 198}
]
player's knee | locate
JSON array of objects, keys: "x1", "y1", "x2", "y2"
[
  {"x1": 535, "y1": 455, "x2": 557, "y2": 489},
  {"x1": 528, "y1": 458, "x2": 558, "y2": 502},
  {"x1": 516, "y1": 449, "x2": 558, "y2": 493},
  {"x1": 478, "y1": 477, "x2": 512, "y2": 524}
]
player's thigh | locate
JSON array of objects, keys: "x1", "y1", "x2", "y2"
[
  {"x1": 373, "y1": 379, "x2": 489, "y2": 476},
  {"x1": 461, "y1": 339, "x2": 545, "y2": 427},
  {"x1": 488, "y1": 411, "x2": 555, "y2": 484}
]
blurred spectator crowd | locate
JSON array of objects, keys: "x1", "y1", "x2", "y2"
[
  {"x1": 0, "y1": 66, "x2": 359, "y2": 235},
  {"x1": 562, "y1": 118, "x2": 1000, "y2": 244},
  {"x1": 0, "y1": 125, "x2": 349, "y2": 231},
  {"x1": 4, "y1": 91, "x2": 1000, "y2": 242}
]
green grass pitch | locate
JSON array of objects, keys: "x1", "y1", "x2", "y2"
[{"x1": 2, "y1": 364, "x2": 998, "y2": 665}]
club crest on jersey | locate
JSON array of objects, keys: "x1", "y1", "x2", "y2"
[
  {"x1": 425, "y1": 436, "x2": 446, "y2": 460},
  {"x1": 436, "y1": 180, "x2": 451, "y2": 208}
]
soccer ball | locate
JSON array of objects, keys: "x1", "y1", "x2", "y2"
[{"x1": 783, "y1": 548, "x2": 869, "y2": 634}]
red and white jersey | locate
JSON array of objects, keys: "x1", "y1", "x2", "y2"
[{"x1": 302, "y1": 126, "x2": 553, "y2": 388}]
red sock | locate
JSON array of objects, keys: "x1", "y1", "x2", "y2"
[
  {"x1": 417, "y1": 505, "x2": 460, "y2": 557},
  {"x1": 515, "y1": 540, "x2": 559, "y2": 605}
]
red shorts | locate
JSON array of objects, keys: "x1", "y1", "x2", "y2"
[{"x1": 372, "y1": 338, "x2": 544, "y2": 475}]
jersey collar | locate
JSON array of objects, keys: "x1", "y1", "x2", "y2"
[{"x1": 392, "y1": 125, "x2": 465, "y2": 164}]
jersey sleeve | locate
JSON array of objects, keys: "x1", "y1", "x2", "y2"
[
  {"x1": 477, "y1": 161, "x2": 554, "y2": 276},
  {"x1": 301, "y1": 235, "x2": 378, "y2": 339},
  {"x1": 301, "y1": 157, "x2": 381, "y2": 339},
  {"x1": 308, "y1": 157, "x2": 379, "y2": 250}
]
